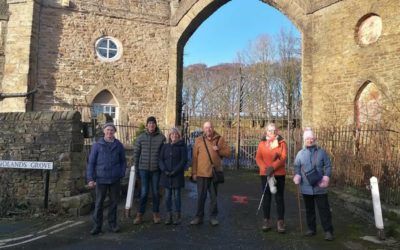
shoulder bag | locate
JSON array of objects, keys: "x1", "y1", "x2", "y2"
[
  {"x1": 203, "y1": 136, "x2": 224, "y2": 184},
  {"x1": 301, "y1": 149, "x2": 322, "y2": 186}
]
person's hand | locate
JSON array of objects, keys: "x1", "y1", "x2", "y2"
[
  {"x1": 318, "y1": 176, "x2": 330, "y2": 188},
  {"x1": 165, "y1": 171, "x2": 172, "y2": 177},
  {"x1": 293, "y1": 174, "x2": 301, "y2": 185},
  {"x1": 265, "y1": 166, "x2": 274, "y2": 176},
  {"x1": 191, "y1": 174, "x2": 197, "y2": 181},
  {"x1": 212, "y1": 145, "x2": 219, "y2": 151},
  {"x1": 88, "y1": 181, "x2": 96, "y2": 189}
]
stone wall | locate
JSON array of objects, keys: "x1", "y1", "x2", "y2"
[
  {"x1": 303, "y1": 0, "x2": 400, "y2": 127},
  {"x1": 0, "y1": 111, "x2": 86, "y2": 215},
  {"x1": 0, "y1": 0, "x2": 8, "y2": 90},
  {"x1": 31, "y1": 0, "x2": 171, "y2": 127},
  {"x1": 0, "y1": 0, "x2": 399, "y2": 129}
]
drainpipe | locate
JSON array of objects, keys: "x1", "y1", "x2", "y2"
[
  {"x1": 31, "y1": 0, "x2": 44, "y2": 111},
  {"x1": 0, "y1": 89, "x2": 37, "y2": 99}
]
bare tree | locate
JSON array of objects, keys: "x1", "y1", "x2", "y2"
[
  {"x1": 183, "y1": 30, "x2": 301, "y2": 127},
  {"x1": 274, "y1": 28, "x2": 302, "y2": 121},
  {"x1": 236, "y1": 34, "x2": 276, "y2": 125},
  {"x1": 182, "y1": 64, "x2": 209, "y2": 116}
]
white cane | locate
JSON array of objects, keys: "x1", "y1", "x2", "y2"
[{"x1": 256, "y1": 178, "x2": 269, "y2": 215}]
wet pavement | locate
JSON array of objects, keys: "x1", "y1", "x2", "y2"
[{"x1": 0, "y1": 169, "x2": 398, "y2": 249}]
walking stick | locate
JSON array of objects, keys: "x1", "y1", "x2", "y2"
[
  {"x1": 296, "y1": 184, "x2": 303, "y2": 234},
  {"x1": 256, "y1": 178, "x2": 269, "y2": 215}
]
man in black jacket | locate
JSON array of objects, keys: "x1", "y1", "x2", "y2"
[{"x1": 133, "y1": 116, "x2": 166, "y2": 224}]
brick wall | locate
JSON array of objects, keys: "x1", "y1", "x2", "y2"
[{"x1": 0, "y1": 111, "x2": 85, "y2": 215}]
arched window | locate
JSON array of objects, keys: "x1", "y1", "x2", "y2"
[
  {"x1": 355, "y1": 81, "x2": 382, "y2": 126},
  {"x1": 91, "y1": 90, "x2": 118, "y2": 122}
]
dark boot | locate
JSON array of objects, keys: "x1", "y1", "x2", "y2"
[
  {"x1": 304, "y1": 229, "x2": 316, "y2": 237},
  {"x1": 190, "y1": 217, "x2": 203, "y2": 225},
  {"x1": 165, "y1": 213, "x2": 173, "y2": 225},
  {"x1": 90, "y1": 227, "x2": 102, "y2": 235},
  {"x1": 173, "y1": 212, "x2": 181, "y2": 225}
]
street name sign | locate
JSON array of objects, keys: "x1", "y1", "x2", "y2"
[{"x1": 0, "y1": 160, "x2": 53, "y2": 170}]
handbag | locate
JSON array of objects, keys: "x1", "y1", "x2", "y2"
[
  {"x1": 301, "y1": 149, "x2": 322, "y2": 186},
  {"x1": 212, "y1": 166, "x2": 225, "y2": 184},
  {"x1": 203, "y1": 137, "x2": 224, "y2": 184},
  {"x1": 303, "y1": 167, "x2": 322, "y2": 186}
]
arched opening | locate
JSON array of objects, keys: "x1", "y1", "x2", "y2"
[
  {"x1": 354, "y1": 81, "x2": 383, "y2": 128},
  {"x1": 91, "y1": 89, "x2": 119, "y2": 122},
  {"x1": 169, "y1": 0, "x2": 303, "y2": 168},
  {"x1": 167, "y1": 0, "x2": 305, "y2": 127},
  {"x1": 354, "y1": 81, "x2": 383, "y2": 127}
]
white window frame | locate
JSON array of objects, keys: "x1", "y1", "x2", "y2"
[
  {"x1": 95, "y1": 36, "x2": 123, "y2": 62},
  {"x1": 92, "y1": 104, "x2": 118, "y2": 123}
]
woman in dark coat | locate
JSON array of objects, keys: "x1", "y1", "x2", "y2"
[{"x1": 159, "y1": 127, "x2": 188, "y2": 225}]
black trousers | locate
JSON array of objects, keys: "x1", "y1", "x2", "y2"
[
  {"x1": 195, "y1": 177, "x2": 218, "y2": 218},
  {"x1": 260, "y1": 175, "x2": 285, "y2": 220},
  {"x1": 302, "y1": 193, "x2": 333, "y2": 233},
  {"x1": 92, "y1": 181, "x2": 120, "y2": 230}
]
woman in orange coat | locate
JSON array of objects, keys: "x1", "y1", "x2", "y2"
[{"x1": 255, "y1": 123, "x2": 288, "y2": 233}]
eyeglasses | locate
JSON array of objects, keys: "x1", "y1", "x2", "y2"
[{"x1": 267, "y1": 129, "x2": 276, "y2": 132}]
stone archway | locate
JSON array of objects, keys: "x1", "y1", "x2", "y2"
[{"x1": 165, "y1": 0, "x2": 307, "y2": 126}]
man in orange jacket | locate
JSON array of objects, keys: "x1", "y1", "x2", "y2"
[
  {"x1": 190, "y1": 121, "x2": 231, "y2": 226},
  {"x1": 255, "y1": 123, "x2": 288, "y2": 233}
]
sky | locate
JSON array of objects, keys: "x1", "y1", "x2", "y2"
[{"x1": 184, "y1": 0, "x2": 300, "y2": 67}]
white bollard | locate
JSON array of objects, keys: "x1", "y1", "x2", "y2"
[
  {"x1": 125, "y1": 166, "x2": 136, "y2": 212},
  {"x1": 369, "y1": 176, "x2": 385, "y2": 240}
]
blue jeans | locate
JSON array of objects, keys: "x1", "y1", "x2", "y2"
[
  {"x1": 138, "y1": 170, "x2": 160, "y2": 214},
  {"x1": 165, "y1": 188, "x2": 181, "y2": 213}
]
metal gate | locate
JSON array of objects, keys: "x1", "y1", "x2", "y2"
[{"x1": 182, "y1": 116, "x2": 301, "y2": 170}]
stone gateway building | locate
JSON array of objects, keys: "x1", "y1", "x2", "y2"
[
  {"x1": 0, "y1": 0, "x2": 400, "y2": 215},
  {"x1": 0, "y1": 0, "x2": 399, "y2": 128}
]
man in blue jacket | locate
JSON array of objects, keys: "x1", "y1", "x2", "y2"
[{"x1": 87, "y1": 122, "x2": 127, "y2": 235}]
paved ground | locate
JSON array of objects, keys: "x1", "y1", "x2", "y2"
[{"x1": 0, "y1": 170, "x2": 398, "y2": 249}]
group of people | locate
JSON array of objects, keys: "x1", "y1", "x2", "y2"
[
  {"x1": 255, "y1": 123, "x2": 334, "y2": 241},
  {"x1": 86, "y1": 117, "x2": 334, "y2": 241}
]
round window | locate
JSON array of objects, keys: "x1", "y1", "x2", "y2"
[
  {"x1": 95, "y1": 37, "x2": 122, "y2": 62},
  {"x1": 356, "y1": 14, "x2": 382, "y2": 46}
]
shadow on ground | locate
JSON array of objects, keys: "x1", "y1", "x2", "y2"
[{"x1": 1, "y1": 169, "x2": 399, "y2": 250}]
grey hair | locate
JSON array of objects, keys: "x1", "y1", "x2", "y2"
[
  {"x1": 266, "y1": 123, "x2": 276, "y2": 129},
  {"x1": 168, "y1": 127, "x2": 181, "y2": 142}
]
